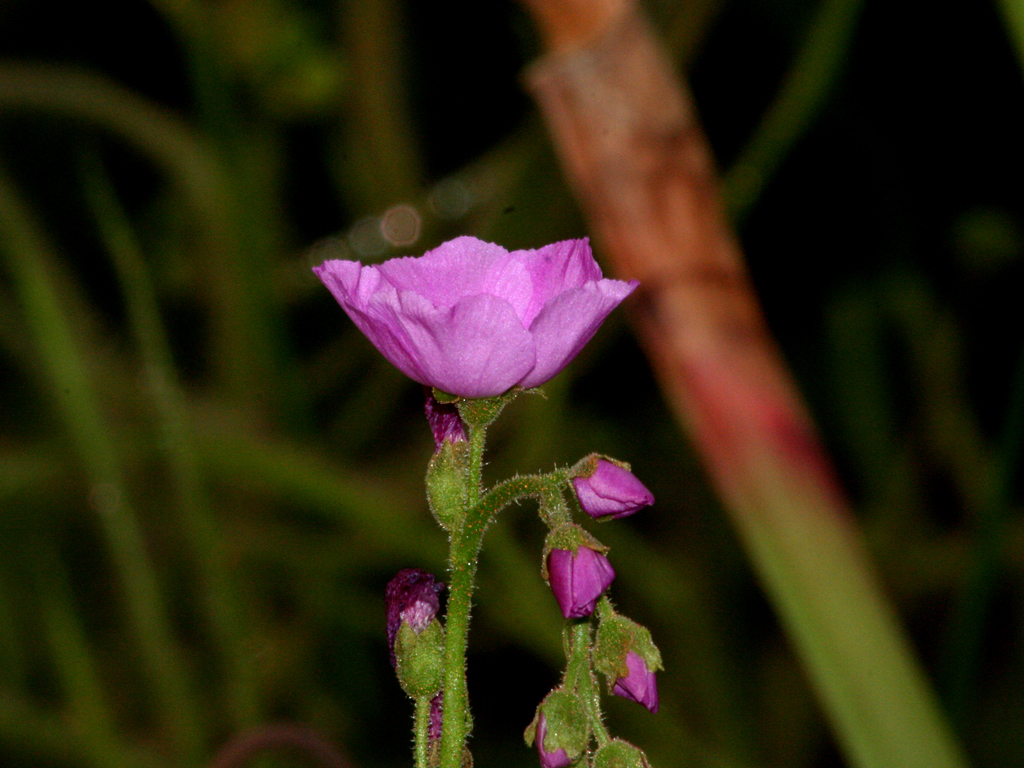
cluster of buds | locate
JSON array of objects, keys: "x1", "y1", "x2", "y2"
[
  {"x1": 526, "y1": 599, "x2": 662, "y2": 768},
  {"x1": 526, "y1": 456, "x2": 661, "y2": 767},
  {"x1": 392, "y1": 395, "x2": 663, "y2": 768},
  {"x1": 543, "y1": 457, "x2": 654, "y2": 619}
]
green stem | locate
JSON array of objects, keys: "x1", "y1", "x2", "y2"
[
  {"x1": 414, "y1": 696, "x2": 431, "y2": 768},
  {"x1": 473, "y1": 470, "x2": 571, "y2": 530},
  {"x1": 438, "y1": 529, "x2": 481, "y2": 768},
  {"x1": 438, "y1": 425, "x2": 488, "y2": 768},
  {"x1": 434, "y1": 406, "x2": 575, "y2": 768},
  {"x1": 467, "y1": 428, "x2": 486, "y2": 508},
  {"x1": 566, "y1": 620, "x2": 611, "y2": 749}
]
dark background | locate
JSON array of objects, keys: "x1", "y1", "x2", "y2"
[{"x1": 1, "y1": 1, "x2": 1022, "y2": 767}]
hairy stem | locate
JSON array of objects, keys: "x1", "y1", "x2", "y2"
[
  {"x1": 414, "y1": 696, "x2": 431, "y2": 768},
  {"x1": 438, "y1": 425, "x2": 488, "y2": 768},
  {"x1": 566, "y1": 620, "x2": 610, "y2": 748}
]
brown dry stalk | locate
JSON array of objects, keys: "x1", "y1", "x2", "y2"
[
  {"x1": 523, "y1": 5, "x2": 842, "y2": 517},
  {"x1": 521, "y1": 5, "x2": 969, "y2": 767}
]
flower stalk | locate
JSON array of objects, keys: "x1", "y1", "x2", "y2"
[
  {"x1": 437, "y1": 419, "x2": 489, "y2": 768},
  {"x1": 316, "y1": 236, "x2": 657, "y2": 766},
  {"x1": 414, "y1": 695, "x2": 431, "y2": 768},
  {"x1": 565, "y1": 621, "x2": 611, "y2": 749}
]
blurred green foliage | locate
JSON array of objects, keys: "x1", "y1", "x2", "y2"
[{"x1": 0, "y1": 1, "x2": 1022, "y2": 768}]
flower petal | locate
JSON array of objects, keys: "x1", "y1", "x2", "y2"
[
  {"x1": 390, "y1": 292, "x2": 537, "y2": 398},
  {"x1": 611, "y1": 651, "x2": 659, "y2": 713},
  {"x1": 316, "y1": 258, "x2": 537, "y2": 397},
  {"x1": 536, "y1": 713, "x2": 573, "y2": 768},
  {"x1": 315, "y1": 260, "x2": 431, "y2": 383},
  {"x1": 378, "y1": 236, "x2": 510, "y2": 307},
  {"x1": 480, "y1": 253, "x2": 533, "y2": 322},
  {"x1": 520, "y1": 279, "x2": 638, "y2": 389},
  {"x1": 548, "y1": 547, "x2": 616, "y2": 618},
  {"x1": 518, "y1": 238, "x2": 602, "y2": 326}
]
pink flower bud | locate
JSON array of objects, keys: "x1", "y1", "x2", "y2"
[
  {"x1": 611, "y1": 652, "x2": 659, "y2": 713},
  {"x1": 536, "y1": 713, "x2": 572, "y2": 768},
  {"x1": 385, "y1": 569, "x2": 444, "y2": 667},
  {"x1": 424, "y1": 391, "x2": 468, "y2": 449},
  {"x1": 573, "y1": 460, "x2": 654, "y2": 520},
  {"x1": 547, "y1": 547, "x2": 615, "y2": 619}
]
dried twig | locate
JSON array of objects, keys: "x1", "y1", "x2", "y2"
[{"x1": 520, "y1": 4, "x2": 970, "y2": 768}]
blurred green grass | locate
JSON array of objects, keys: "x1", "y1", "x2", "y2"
[{"x1": 0, "y1": 1, "x2": 1022, "y2": 768}]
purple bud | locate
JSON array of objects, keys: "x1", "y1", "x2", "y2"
[
  {"x1": 428, "y1": 691, "x2": 443, "y2": 742},
  {"x1": 573, "y1": 460, "x2": 654, "y2": 519},
  {"x1": 536, "y1": 713, "x2": 573, "y2": 768},
  {"x1": 425, "y1": 392, "x2": 468, "y2": 450},
  {"x1": 547, "y1": 547, "x2": 615, "y2": 619},
  {"x1": 611, "y1": 652, "x2": 659, "y2": 713},
  {"x1": 385, "y1": 568, "x2": 444, "y2": 667}
]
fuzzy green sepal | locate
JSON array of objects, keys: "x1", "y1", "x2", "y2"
[
  {"x1": 524, "y1": 689, "x2": 589, "y2": 761},
  {"x1": 395, "y1": 620, "x2": 445, "y2": 699},
  {"x1": 426, "y1": 439, "x2": 471, "y2": 531},
  {"x1": 592, "y1": 739, "x2": 651, "y2": 768},
  {"x1": 593, "y1": 612, "x2": 662, "y2": 683}
]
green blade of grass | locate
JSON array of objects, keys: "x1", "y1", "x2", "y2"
[
  {"x1": 0, "y1": 62, "x2": 279, "y2": 411},
  {"x1": 29, "y1": 542, "x2": 143, "y2": 768},
  {"x1": 996, "y1": 0, "x2": 1024, "y2": 77},
  {"x1": 0, "y1": 164, "x2": 206, "y2": 765},
  {"x1": 722, "y1": 0, "x2": 865, "y2": 222},
  {"x1": 80, "y1": 155, "x2": 261, "y2": 730}
]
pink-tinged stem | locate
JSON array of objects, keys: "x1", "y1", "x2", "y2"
[{"x1": 520, "y1": 3, "x2": 970, "y2": 768}]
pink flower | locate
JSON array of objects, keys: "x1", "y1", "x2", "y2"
[
  {"x1": 611, "y1": 652, "x2": 659, "y2": 713},
  {"x1": 536, "y1": 713, "x2": 573, "y2": 768},
  {"x1": 314, "y1": 237, "x2": 637, "y2": 399},
  {"x1": 573, "y1": 460, "x2": 654, "y2": 519},
  {"x1": 547, "y1": 547, "x2": 615, "y2": 619}
]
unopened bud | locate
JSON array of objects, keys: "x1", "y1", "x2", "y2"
[
  {"x1": 425, "y1": 394, "x2": 471, "y2": 530},
  {"x1": 591, "y1": 739, "x2": 651, "y2": 768},
  {"x1": 543, "y1": 526, "x2": 614, "y2": 619},
  {"x1": 572, "y1": 457, "x2": 653, "y2": 520},
  {"x1": 394, "y1": 620, "x2": 445, "y2": 698},
  {"x1": 425, "y1": 391, "x2": 468, "y2": 449},
  {"x1": 525, "y1": 690, "x2": 588, "y2": 768},
  {"x1": 594, "y1": 612, "x2": 662, "y2": 713},
  {"x1": 385, "y1": 569, "x2": 444, "y2": 666}
]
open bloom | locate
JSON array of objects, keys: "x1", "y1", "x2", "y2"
[
  {"x1": 547, "y1": 547, "x2": 615, "y2": 619},
  {"x1": 611, "y1": 652, "x2": 659, "y2": 713},
  {"x1": 314, "y1": 237, "x2": 637, "y2": 399},
  {"x1": 573, "y1": 460, "x2": 654, "y2": 519}
]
